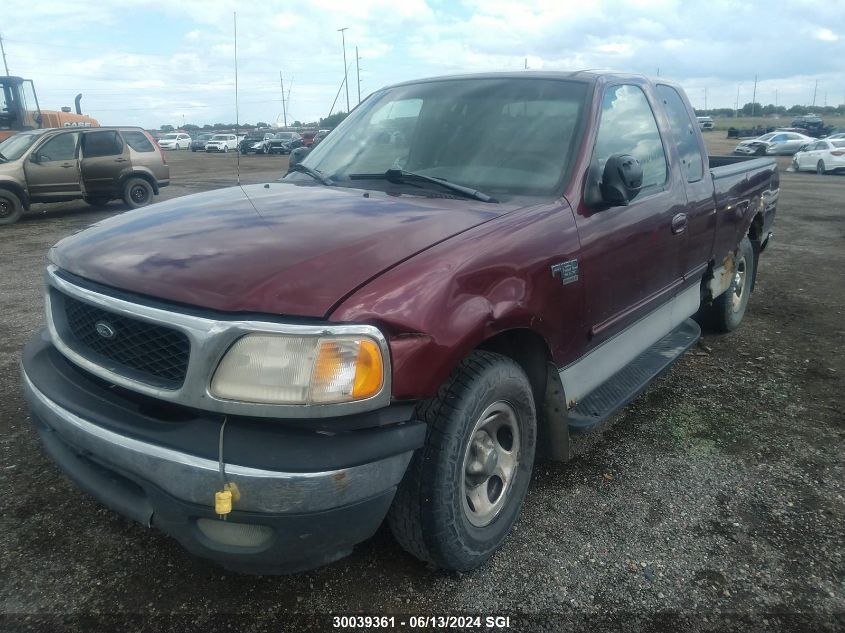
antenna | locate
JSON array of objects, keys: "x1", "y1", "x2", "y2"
[
  {"x1": 233, "y1": 11, "x2": 240, "y2": 185},
  {"x1": 356, "y1": 46, "x2": 362, "y2": 105},
  {"x1": 0, "y1": 33, "x2": 10, "y2": 76},
  {"x1": 279, "y1": 72, "x2": 287, "y2": 127}
]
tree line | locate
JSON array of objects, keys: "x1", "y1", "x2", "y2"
[
  {"x1": 695, "y1": 103, "x2": 845, "y2": 118},
  {"x1": 159, "y1": 111, "x2": 349, "y2": 132}
]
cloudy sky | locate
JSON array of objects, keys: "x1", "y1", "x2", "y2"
[{"x1": 2, "y1": 0, "x2": 843, "y2": 128}]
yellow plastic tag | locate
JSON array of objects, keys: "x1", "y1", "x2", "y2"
[{"x1": 215, "y1": 489, "x2": 233, "y2": 518}]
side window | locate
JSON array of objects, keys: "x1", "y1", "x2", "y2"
[
  {"x1": 656, "y1": 85, "x2": 704, "y2": 182},
  {"x1": 34, "y1": 133, "x2": 79, "y2": 162},
  {"x1": 82, "y1": 131, "x2": 123, "y2": 158},
  {"x1": 770, "y1": 134, "x2": 786, "y2": 142},
  {"x1": 593, "y1": 84, "x2": 668, "y2": 192},
  {"x1": 121, "y1": 130, "x2": 155, "y2": 152}
]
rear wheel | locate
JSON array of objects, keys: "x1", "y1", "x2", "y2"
[
  {"x1": 0, "y1": 189, "x2": 23, "y2": 225},
  {"x1": 122, "y1": 177, "x2": 154, "y2": 209},
  {"x1": 700, "y1": 236, "x2": 755, "y2": 332},
  {"x1": 388, "y1": 351, "x2": 536, "y2": 571},
  {"x1": 817, "y1": 161, "x2": 826, "y2": 175}
]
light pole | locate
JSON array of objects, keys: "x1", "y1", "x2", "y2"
[{"x1": 338, "y1": 27, "x2": 350, "y2": 113}]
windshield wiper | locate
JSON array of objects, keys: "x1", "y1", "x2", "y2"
[
  {"x1": 286, "y1": 163, "x2": 333, "y2": 186},
  {"x1": 349, "y1": 168, "x2": 498, "y2": 203}
]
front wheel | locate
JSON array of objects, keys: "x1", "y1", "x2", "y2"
[
  {"x1": 388, "y1": 351, "x2": 536, "y2": 571},
  {"x1": 817, "y1": 161, "x2": 826, "y2": 175},
  {"x1": 0, "y1": 189, "x2": 24, "y2": 225},
  {"x1": 700, "y1": 236, "x2": 755, "y2": 332},
  {"x1": 122, "y1": 177, "x2": 154, "y2": 209},
  {"x1": 223, "y1": 146, "x2": 229, "y2": 153}
]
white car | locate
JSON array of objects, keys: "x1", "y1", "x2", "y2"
[
  {"x1": 734, "y1": 131, "x2": 815, "y2": 156},
  {"x1": 696, "y1": 116, "x2": 714, "y2": 131},
  {"x1": 157, "y1": 133, "x2": 191, "y2": 150},
  {"x1": 792, "y1": 138, "x2": 845, "y2": 174},
  {"x1": 204, "y1": 134, "x2": 238, "y2": 153}
]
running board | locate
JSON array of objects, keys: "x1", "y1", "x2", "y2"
[{"x1": 567, "y1": 318, "x2": 701, "y2": 434}]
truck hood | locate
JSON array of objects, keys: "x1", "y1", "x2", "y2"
[{"x1": 50, "y1": 183, "x2": 510, "y2": 317}]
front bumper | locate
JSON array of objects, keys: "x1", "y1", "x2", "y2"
[{"x1": 22, "y1": 331, "x2": 424, "y2": 573}]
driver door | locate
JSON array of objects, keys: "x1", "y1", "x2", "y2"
[{"x1": 24, "y1": 132, "x2": 82, "y2": 200}]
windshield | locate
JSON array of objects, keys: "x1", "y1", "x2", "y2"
[
  {"x1": 757, "y1": 133, "x2": 777, "y2": 141},
  {"x1": 211, "y1": 135, "x2": 228, "y2": 141},
  {"x1": 161, "y1": 134, "x2": 179, "y2": 140},
  {"x1": 275, "y1": 132, "x2": 296, "y2": 140},
  {"x1": 292, "y1": 77, "x2": 588, "y2": 198},
  {"x1": 0, "y1": 132, "x2": 42, "y2": 160}
]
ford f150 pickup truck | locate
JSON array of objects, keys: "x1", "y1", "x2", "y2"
[{"x1": 22, "y1": 72, "x2": 778, "y2": 574}]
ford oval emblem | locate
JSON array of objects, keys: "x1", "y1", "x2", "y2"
[{"x1": 95, "y1": 321, "x2": 116, "y2": 339}]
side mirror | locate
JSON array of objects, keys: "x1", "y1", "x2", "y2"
[
  {"x1": 600, "y1": 153, "x2": 643, "y2": 206},
  {"x1": 288, "y1": 146, "x2": 310, "y2": 169}
]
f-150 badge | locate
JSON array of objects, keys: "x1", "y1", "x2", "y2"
[{"x1": 551, "y1": 260, "x2": 579, "y2": 285}]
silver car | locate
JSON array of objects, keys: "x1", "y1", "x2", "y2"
[{"x1": 734, "y1": 131, "x2": 815, "y2": 156}]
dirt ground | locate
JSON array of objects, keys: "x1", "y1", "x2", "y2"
[{"x1": 0, "y1": 143, "x2": 843, "y2": 632}]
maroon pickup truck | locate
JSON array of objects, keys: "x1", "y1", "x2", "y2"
[{"x1": 22, "y1": 71, "x2": 777, "y2": 574}]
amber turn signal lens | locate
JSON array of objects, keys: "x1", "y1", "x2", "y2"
[{"x1": 353, "y1": 339, "x2": 383, "y2": 399}]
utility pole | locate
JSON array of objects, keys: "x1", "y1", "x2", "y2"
[
  {"x1": 735, "y1": 83, "x2": 742, "y2": 118},
  {"x1": 0, "y1": 33, "x2": 9, "y2": 76},
  {"x1": 775, "y1": 89, "x2": 778, "y2": 108},
  {"x1": 812, "y1": 79, "x2": 818, "y2": 107},
  {"x1": 751, "y1": 74, "x2": 757, "y2": 116},
  {"x1": 704, "y1": 87, "x2": 708, "y2": 111},
  {"x1": 524, "y1": 57, "x2": 528, "y2": 70},
  {"x1": 338, "y1": 27, "x2": 350, "y2": 113},
  {"x1": 279, "y1": 71, "x2": 287, "y2": 127},
  {"x1": 356, "y1": 46, "x2": 361, "y2": 105}
]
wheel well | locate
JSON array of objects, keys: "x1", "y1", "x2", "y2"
[
  {"x1": 0, "y1": 182, "x2": 30, "y2": 210},
  {"x1": 121, "y1": 172, "x2": 159, "y2": 195},
  {"x1": 476, "y1": 329, "x2": 570, "y2": 462},
  {"x1": 747, "y1": 212, "x2": 764, "y2": 291},
  {"x1": 477, "y1": 329, "x2": 550, "y2": 404}
]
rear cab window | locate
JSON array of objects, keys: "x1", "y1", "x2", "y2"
[
  {"x1": 656, "y1": 84, "x2": 704, "y2": 183},
  {"x1": 121, "y1": 130, "x2": 155, "y2": 152}
]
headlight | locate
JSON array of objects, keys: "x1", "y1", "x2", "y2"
[
  {"x1": 250, "y1": 142, "x2": 263, "y2": 149},
  {"x1": 210, "y1": 334, "x2": 385, "y2": 405}
]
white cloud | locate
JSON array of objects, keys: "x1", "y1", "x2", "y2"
[{"x1": 815, "y1": 28, "x2": 839, "y2": 42}]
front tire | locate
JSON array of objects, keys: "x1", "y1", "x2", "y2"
[
  {"x1": 700, "y1": 236, "x2": 755, "y2": 332},
  {"x1": 0, "y1": 189, "x2": 24, "y2": 225},
  {"x1": 388, "y1": 351, "x2": 536, "y2": 571},
  {"x1": 223, "y1": 146, "x2": 229, "y2": 153},
  {"x1": 122, "y1": 177, "x2": 154, "y2": 209},
  {"x1": 817, "y1": 161, "x2": 826, "y2": 175}
]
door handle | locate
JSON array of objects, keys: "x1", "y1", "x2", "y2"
[
  {"x1": 671, "y1": 213, "x2": 688, "y2": 235},
  {"x1": 60, "y1": 163, "x2": 74, "y2": 168},
  {"x1": 115, "y1": 158, "x2": 128, "y2": 163}
]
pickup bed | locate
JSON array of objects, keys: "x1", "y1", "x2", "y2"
[{"x1": 22, "y1": 71, "x2": 777, "y2": 574}]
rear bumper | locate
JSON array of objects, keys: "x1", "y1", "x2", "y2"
[{"x1": 22, "y1": 331, "x2": 423, "y2": 573}]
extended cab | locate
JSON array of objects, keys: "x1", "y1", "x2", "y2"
[
  {"x1": 0, "y1": 126, "x2": 169, "y2": 225},
  {"x1": 22, "y1": 72, "x2": 777, "y2": 573}
]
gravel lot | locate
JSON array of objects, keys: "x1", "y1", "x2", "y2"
[{"x1": 1, "y1": 143, "x2": 843, "y2": 632}]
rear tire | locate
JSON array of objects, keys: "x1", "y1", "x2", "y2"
[
  {"x1": 388, "y1": 351, "x2": 536, "y2": 571},
  {"x1": 0, "y1": 189, "x2": 23, "y2": 225},
  {"x1": 700, "y1": 237, "x2": 755, "y2": 333},
  {"x1": 817, "y1": 161, "x2": 826, "y2": 175},
  {"x1": 122, "y1": 177, "x2": 154, "y2": 209}
]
